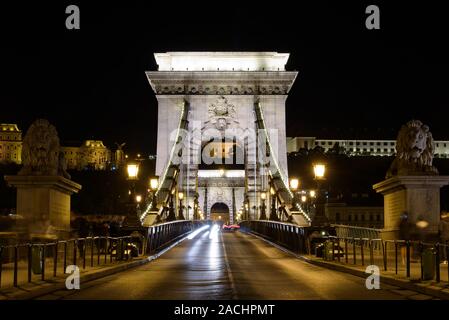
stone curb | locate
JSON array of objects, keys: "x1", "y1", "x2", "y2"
[
  {"x1": 246, "y1": 231, "x2": 449, "y2": 300},
  {"x1": 1, "y1": 233, "x2": 190, "y2": 300}
]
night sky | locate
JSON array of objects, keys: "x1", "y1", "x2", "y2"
[{"x1": 2, "y1": 2, "x2": 449, "y2": 155}]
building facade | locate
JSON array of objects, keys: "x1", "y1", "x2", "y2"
[
  {"x1": 287, "y1": 136, "x2": 449, "y2": 158},
  {"x1": 62, "y1": 140, "x2": 111, "y2": 170},
  {"x1": 0, "y1": 124, "x2": 22, "y2": 164},
  {"x1": 325, "y1": 202, "x2": 384, "y2": 229}
]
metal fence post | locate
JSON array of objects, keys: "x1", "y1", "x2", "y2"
[
  {"x1": 0, "y1": 246, "x2": 3, "y2": 288},
  {"x1": 360, "y1": 239, "x2": 365, "y2": 266},
  {"x1": 435, "y1": 243, "x2": 440, "y2": 282},
  {"x1": 406, "y1": 240, "x2": 411, "y2": 278},
  {"x1": 97, "y1": 237, "x2": 101, "y2": 265},
  {"x1": 63, "y1": 241, "x2": 67, "y2": 274},
  {"x1": 73, "y1": 240, "x2": 77, "y2": 268},
  {"x1": 41, "y1": 245, "x2": 46, "y2": 281},
  {"x1": 54, "y1": 242, "x2": 58, "y2": 277},
  {"x1": 28, "y1": 244, "x2": 32, "y2": 282},
  {"x1": 352, "y1": 238, "x2": 356, "y2": 264},
  {"x1": 13, "y1": 246, "x2": 18, "y2": 287},
  {"x1": 344, "y1": 238, "x2": 348, "y2": 264},
  {"x1": 91, "y1": 237, "x2": 94, "y2": 266}
]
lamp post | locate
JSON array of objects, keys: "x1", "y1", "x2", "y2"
[
  {"x1": 149, "y1": 177, "x2": 159, "y2": 211},
  {"x1": 312, "y1": 163, "x2": 329, "y2": 226},
  {"x1": 167, "y1": 189, "x2": 177, "y2": 221},
  {"x1": 259, "y1": 192, "x2": 267, "y2": 220},
  {"x1": 124, "y1": 162, "x2": 140, "y2": 229},
  {"x1": 289, "y1": 178, "x2": 300, "y2": 211},
  {"x1": 178, "y1": 192, "x2": 185, "y2": 220},
  {"x1": 269, "y1": 187, "x2": 279, "y2": 221}
]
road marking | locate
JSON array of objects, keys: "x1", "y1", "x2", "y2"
[{"x1": 220, "y1": 232, "x2": 238, "y2": 300}]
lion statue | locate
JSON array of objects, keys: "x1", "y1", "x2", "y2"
[
  {"x1": 19, "y1": 119, "x2": 70, "y2": 178},
  {"x1": 386, "y1": 120, "x2": 438, "y2": 178}
]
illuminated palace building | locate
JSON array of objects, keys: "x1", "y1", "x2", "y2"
[
  {"x1": 0, "y1": 123, "x2": 120, "y2": 170},
  {"x1": 0, "y1": 124, "x2": 22, "y2": 164},
  {"x1": 61, "y1": 140, "x2": 111, "y2": 170},
  {"x1": 287, "y1": 136, "x2": 449, "y2": 157}
]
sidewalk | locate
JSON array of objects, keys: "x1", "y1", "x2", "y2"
[
  {"x1": 249, "y1": 231, "x2": 449, "y2": 300},
  {"x1": 0, "y1": 234, "x2": 188, "y2": 300},
  {"x1": 300, "y1": 254, "x2": 449, "y2": 300}
]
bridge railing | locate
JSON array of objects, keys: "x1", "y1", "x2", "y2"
[
  {"x1": 240, "y1": 220, "x2": 449, "y2": 283},
  {"x1": 331, "y1": 224, "x2": 383, "y2": 241},
  {"x1": 239, "y1": 220, "x2": 309, "y2": 255},
  {"x1": 0, "y1": 220, "x2": 198, "y2": 290},
  {"x1": 144, "y1": 220, "x2": 202, "y2": 254}
]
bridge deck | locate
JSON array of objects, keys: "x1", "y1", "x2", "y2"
[{"x1": 37, "y1": 230, "x2": 415, "y2": 300}]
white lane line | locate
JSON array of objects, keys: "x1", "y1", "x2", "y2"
[{"x1": 220, "y1": 231, "x2": 238, "y2": 300}]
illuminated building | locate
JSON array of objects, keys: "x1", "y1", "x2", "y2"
[{"x1": 0, "y1": 124, "x2": 22, "y2": 164}]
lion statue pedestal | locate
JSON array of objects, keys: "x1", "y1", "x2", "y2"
[
  {"x1": 373, "y1": 120, "x2": 449, "y2": 240},
  {"x1": 4, "y1": 119, "x2": 81, "y2": 239}
]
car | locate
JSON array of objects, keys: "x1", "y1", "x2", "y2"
[{"x1": 222, "y1": 224, "x2": 240, "y2": 231}]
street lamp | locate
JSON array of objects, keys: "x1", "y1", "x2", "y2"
[
  {"x1": 259, "y1": 192, "x2": 267, "y2": 220},
  {"x1": 178, "y1": 192, "x2": 185, "y2": 220},
  {"x1": 127, "y1": 163, "x2": 139, "y2": 180},
  {"x1": 312, "y1": 163, "x2": 329, "y2": 227},
  {"x1": 269, "y1": 186, "x2": 278, "y2": 221},
  {"x1": 289, "y1": 178, "x2": 299, "y2": 191},
  {"x1": 289, "y1": 177, "x2": 300, "y2": 215},
  {"x1": 310, "y1": 190, "x2": 316, "y2": 198},
  {"x1": 124, "y1": 161, "x2": 141, "y2": 229},
  {"x1": 313, "y1": 164, "x2": 326, "y2": 180},
  {"x1": 149, "y1": 177, "x2": 159, "y2": 211}
]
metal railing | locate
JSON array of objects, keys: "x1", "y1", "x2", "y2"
[
  {"x1": 240, "y1": 220, "x2": 449, "y2": 283},
  {"x1": 0, "y1": 220, "x2": 197, "y2": 289},
  {"x1": 332, "y1": 224, "x2": 383, "y2": 241},
  {"x1": 239, "y1": 220, "x2": 308, "y2": 255}
]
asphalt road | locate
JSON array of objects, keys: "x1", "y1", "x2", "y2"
[{"x1": 36, "y1": 227, "x2": 429, "y2": 300}]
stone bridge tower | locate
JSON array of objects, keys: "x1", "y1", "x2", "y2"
[{"x1": 146, "y1": 52, "x2": 297, "y2": 223}]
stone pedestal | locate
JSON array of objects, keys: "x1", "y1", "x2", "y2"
[
  {"x1": 5, "y1": 175, "x2": 82, "y2": 239},
  {"x1": 373, "y1": 176, "x2": 449, "y2": 239}
]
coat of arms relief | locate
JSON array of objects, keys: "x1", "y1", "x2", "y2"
[{"x1": 205, "y1": 96, "x2": 238, "y2": 131}]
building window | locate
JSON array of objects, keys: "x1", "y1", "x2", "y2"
[
  {"x1": 377, "y1": 142, "x2": 380, "y2": 146},
  {"x1": 354, "y1": 215, "x2": 358, "y2": 221},
  {"x1": 349, "y1": 142, "x2": 353, "y2": 146},
  {"x1": 369, "y1": 214, "x2": 373, "y2": 221},
  {"x1": 348, "y1": 215, "x2": 352, "y2": 221},
  {"x1": 383, "y1": 142, "x2": 388, "y2": 146},
  {"x1": 390, "y1": 142, "x2": 394, "y2": 146},
  {"x1": 370, "y1": 142, "x2": 374, "y2": 146},
  {"x1": 376, "y1": 214, "x2": 381, "y2": 221},
  {"x1": 335, "y1": 212, "x2": 340, "y2": 223},
  {"x1": 363, "y1": 142, "x2": 367, "y2": 146}
]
